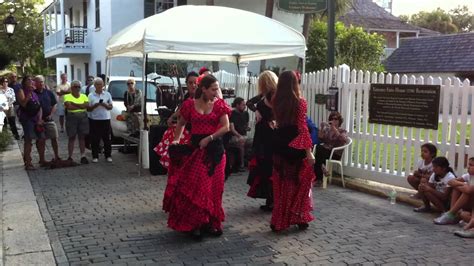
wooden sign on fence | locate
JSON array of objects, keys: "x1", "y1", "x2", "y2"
[{"x1": 368, "y1": 84, "x2": 441, "y2": 130}]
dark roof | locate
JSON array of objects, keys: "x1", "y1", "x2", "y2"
[
  {"x1": 339, "y1": 0, "x2": 420, "y2": 32},
  {"x1": 385, "y1": 33, "x2": 474, "y2": 73},
  {"x1": 416, "y1": 27, "x2": 441, "y2": 37}
]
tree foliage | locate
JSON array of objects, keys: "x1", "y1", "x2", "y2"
[
  {"x1": 0, "y1": 0, "x2": 53, "y2": 74},
  {"x1": 402, "y1": 6, "x2": 474, "y2": 34},
  {"x1": 306, "y1": 20, "x2": 385, "y2": 72}
]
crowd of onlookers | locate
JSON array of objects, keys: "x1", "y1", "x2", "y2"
[
  {"x1": 407, "y1": 143, "x2": 474, "y2": 238},
  {"x1": 0, "y1": 72, "x2": 114, "y2": 170}
]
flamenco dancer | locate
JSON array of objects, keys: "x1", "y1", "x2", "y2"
[
  {"x1": 246, "y1": 70, "x2": 278, "y2": 211},
  {"x1": 154, "y1": 71, "x2": 198, "y2": 169},
  {"x1": 164, "y1": 74, "x2": 231, "y2": 241},
  {"x1": 270, "y1": 71, "x2": 316, "y2": 232}
]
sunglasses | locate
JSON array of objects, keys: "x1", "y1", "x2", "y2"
[{"x1": 127, "y1": 82, "x2": 134, "y2": 85}]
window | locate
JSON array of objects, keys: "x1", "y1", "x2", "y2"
[
  {"x1": 83, "y1": 1, "x2": 88, "y2": 28},
  {"x1": 144, "y1": 0, "x2": 176, "y2": 18},
  {"x1": 71, "y1": 65, "x2": 75, "y2": 80},
  {"x1": 84, "y1": 63, "x2": 89, "y2": 80},
  {"x1": 64, "y1": 65, "x2": 67, "y2": 74},
  {"x1": 96, "y1": 61, "x2": 102, "y2": 76},
  {"x1": 95, "y1": 0, "x2": 100, "y2": 29}
]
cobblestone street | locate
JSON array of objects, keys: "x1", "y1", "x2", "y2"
[{"x1": 18, "y1": 132, "x2": 474, "y2": 265}]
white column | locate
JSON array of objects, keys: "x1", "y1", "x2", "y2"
[
  {"x1": 238, "y1": 61, "x2": 249, "y2": 76},
  {"x1": 53, "y1": 4, "x2": 58, "y2": 32},
  {"x1": 396, "y1": 31, "x2": 400, "y2": 48},
  {"x1": 43, "y1": 13, "x2": 47, "y2": 36},
  {"x1": 60, "y1": 0, "x2": 65, "y2": 31}
]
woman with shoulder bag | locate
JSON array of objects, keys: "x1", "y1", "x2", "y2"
[{"x1": 17, "y1": 75, "x2": 44, "y2": 170}]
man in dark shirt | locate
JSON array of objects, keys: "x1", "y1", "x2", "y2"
[
  {"x1": 229, "y1": 97, "x2": 252, "y2": 171},
  {"x1": 34, "y1": 75, "x2": 61, "y2": 165}
]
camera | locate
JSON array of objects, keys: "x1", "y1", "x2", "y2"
[{"x1": 99, "y1": 99, "x2": 103, "y2": 103}]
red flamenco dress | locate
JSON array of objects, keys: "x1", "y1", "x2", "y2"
[
  {"x1": 164, "y1": 98, "x2": 231, "y2": 232},
  {"x1": 154, "y1": 125, "x2": 191, "y2": 169},
  {"x1": 271, "y1": 98, "x2": 315, "y2": 231}
]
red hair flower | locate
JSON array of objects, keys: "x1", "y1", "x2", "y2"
[{"x1": 199, "y1": 66, "x2": 210, "y2": 75}]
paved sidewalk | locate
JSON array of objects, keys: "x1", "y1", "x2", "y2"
[
  {"x1": 0, "y1": 141, "x2": 55, "y2": 265},
  {"x1": 18, "y1": 131, "x2": 474, "y2": 265}
]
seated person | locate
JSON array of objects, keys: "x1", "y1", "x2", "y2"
[
  {"x1": 313, "y1": 111, "x2": 348, "y2": 185},
  {"x1": 415, "y1": 156, "x2": 455, "y2": 213},
  {"x1": 123, "y1": 78, "x2": 142, "y2": 136},
  {"x1": 228, "y1": 97, "x2": 252, "y2": 172},
  {"x1": 434, "y1": 157, "x2": 474, "y2": 225},
  {"x1": 407, "y1": 143, "x2": 437, "y2": 198}
]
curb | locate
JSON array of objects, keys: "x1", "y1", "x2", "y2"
[
  {"x1": 326, "y1": 175, "x2": 423, "y2": 208},
  {"x1": 1, "y1": 140, "x2": 55, "y2": 265}
]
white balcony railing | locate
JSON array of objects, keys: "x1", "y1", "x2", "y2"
[{"x1": 44, "y1": 27, "x2": 92, "y2": 53}]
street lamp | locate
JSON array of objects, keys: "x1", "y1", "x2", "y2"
[{"x1": 3, "y1": 12, "x2": 16, "y2": 37}]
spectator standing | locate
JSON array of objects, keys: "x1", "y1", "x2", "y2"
[
  {"x1": 123, "y1": 78, "x2": 142, "y2": 136},
  {"x1": 81, "y1": 75, "x2": 95, "y2": 96},
  {"x1": 56, "y1": 73, "x2": 71, "y2": 133},
  {"x1": 64, "y1": 80, "x2": 89, "y2": 164},
  {"x1": 88, "y1": 78, "x2": 113, "y2": 163},
  {"x1": 8, "y1": 72, "x2": 21, "y2": 97},
  {"x1": 0, "y1": 76, "x2": 19, "y2": 139},
  {"x1": 17, "y1": 75, "x2": 44, "y2": 170},
  {"x1": 34, "y1": 75, "x2": 61, "y2": 165}
]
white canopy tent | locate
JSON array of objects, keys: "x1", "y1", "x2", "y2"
[
  {"x1": 105, "y1": 5, "x2": 307, "y2": 171},
  {"x1": 106, "y1": 5, "x2": 306, "y2": 62}
]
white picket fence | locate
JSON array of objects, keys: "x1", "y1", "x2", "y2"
[{"x1": 216, "y1": 66, "x2": 474, "y2": 188}]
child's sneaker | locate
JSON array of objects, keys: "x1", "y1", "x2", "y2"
[{"x1": 434, "y1": 212, "x2": 459, "y2": 225}]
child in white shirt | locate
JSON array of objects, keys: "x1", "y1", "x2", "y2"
[
  {"x1": 434, "y1": 157, "x2": 474, "y2": 226},
  {"x1": 414, "y1": 156, "x2": 455, "y2": 213},
  {"x1": 407, "y1": 143, "x2": 437, "y2": 198}
]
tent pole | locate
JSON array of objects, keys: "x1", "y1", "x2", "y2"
[{"x1": 138, "y1": 54, "x2": 146, "y2": 176}]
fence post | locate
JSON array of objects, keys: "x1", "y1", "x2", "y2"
[{"x1": 338, "y1": 64, "x2": 350, "y2": 131}]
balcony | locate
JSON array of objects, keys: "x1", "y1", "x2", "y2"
[{"x1": 44, "y1": 27, "x2": 92, "y2": 58}]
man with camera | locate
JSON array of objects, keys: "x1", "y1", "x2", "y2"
[{"x1": 87, "y1": 78, "x2": 113, "y2": 163}]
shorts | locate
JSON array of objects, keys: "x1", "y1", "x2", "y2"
[
  {"x1": 44, "y1": 121, "x2": 58, "y2": 139},
  {"x1": 56, "y1": 102, "x2": 65, "y2": 116},
  {"x1": 20, "y1": 118, "x2": 44, "y2": 140},
  {"x1": 66, "y1": 112, "x2": 89, "y2": 137}
]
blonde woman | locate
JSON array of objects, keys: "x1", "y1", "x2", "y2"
[{"x1": 247, "y1": 70, "x2": 278, "y2": 211}]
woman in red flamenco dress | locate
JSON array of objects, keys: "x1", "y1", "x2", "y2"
[
  {"x1": 270, "y1": 70, "x2": 316, "y2": 232},
  {"x1": 164, "y1": 74, "x2": 231, "y2": 240},
  {"x1": 154, "y1": 71, "x2": 199, "y2": 169}
]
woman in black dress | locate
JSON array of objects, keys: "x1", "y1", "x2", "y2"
[{"x1": 247, "y1": 70, "x2": 278, "y2": 211}]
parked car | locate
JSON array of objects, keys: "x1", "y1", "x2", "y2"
[{"x1": 107, "y1": 75, "x2": 185, "y2": 140}]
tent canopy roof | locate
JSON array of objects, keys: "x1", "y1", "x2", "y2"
[{"x1": 106, "y1": 5, "x2": 306, "y2": 62}]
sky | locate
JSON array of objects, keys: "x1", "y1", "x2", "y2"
[{"x1": 392, "y1": 0, "x2": 474, "y2": 16}]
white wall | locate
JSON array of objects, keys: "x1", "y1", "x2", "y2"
[
  {"x1": 54, "y1": 0, "x2": 305, "y2": 81},
  {"x1": 188, "y1": 0, "x2": 304, "y2": 74}
]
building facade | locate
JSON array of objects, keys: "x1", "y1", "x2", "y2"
[{"x1": 42, "y1": 0, "x2": 304, "y2": 85}]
